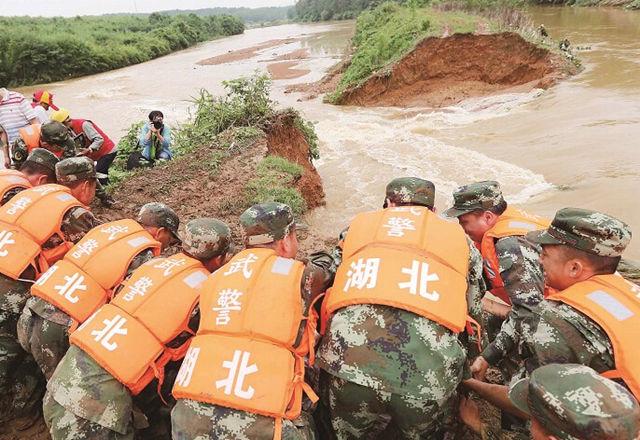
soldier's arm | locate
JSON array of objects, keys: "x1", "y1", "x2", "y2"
[
  {"x1": 60, "y1": 207, "x2": 100, "y2": 244},
  {"x1": 302, "y1": 251, "x2": 338, "y2": 307},
  {"x1": 464, "y1": 238, "x2": 487, "y2": 355},
  {"x1": 82, "y1": 121, "x2": 104, "y2": 152},
  {"x1": 481, "y1": 237, "x2": 544, "y2": 366}
]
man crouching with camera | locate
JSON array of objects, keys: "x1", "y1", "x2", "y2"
[{"x1": 139, "y1": 110, "x2": 172, "y2": 163}]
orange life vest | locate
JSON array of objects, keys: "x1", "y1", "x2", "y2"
[
  {"x1": 70, "y1": 253, "x2": 207, "y2": 395},
  {"x1": 172, "y1": 248, "x2": 317, "y2": 440},
  {"x1": 31, "y1": 219, "x2": 161, "y2": 328},
  {"x1": 0, "y1": 184, "x2": 83, "y2": 280},
  {"x1": 0, "y1": 170, "x2": 31, "y2": 204},
  {"x1": 323, "y1": 206, "x2": 471, "y2": 333},
  {"x1": 18, "y1": 124, "x2": 41, "y2": 150},
  {"x1": 480, "y1": 207, "x2": 549, "y2": 305},
  {"x1": 547, "y1": 274, "x2": 640, "y2": 399}
]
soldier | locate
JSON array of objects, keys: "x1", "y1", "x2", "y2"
[
  {"x1": 461, "y1": 363, "x2": 640, "y2": 439},
  {"x1": 0, "y1": 148, "x2": 59, "y2": 206},
  {"x1": 171, "y1": 202, "x2": 337, "y2": 440},
  {"x1": 444, "y1": 181, "x2": 546, "y2": 383},
  {"x1": 43, "y1": 218, "x2": 233, "y2": 439},
  {"x1": 17, "y1": 202, "x2": 180, "y2": 380},
  {"x1": 0, "y1": 161, "x2": 98, "y2": 426},
  {"x1": 316, "y1": 177, "x2": 485, "y2": 439},
  {"x1": 39, "y1": 122, "x2": 115, "y2": 207},
  {"x1": 8, "y1": 121, "x2": 74, "y2": 169},
  {"x1": 465, "y1": 208, "x2": 636, "y2": 418}
]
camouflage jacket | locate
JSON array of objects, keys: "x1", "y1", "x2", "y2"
[
  {"x1": 316, "y1": 233, "x2": 485, "y2": 400},
  {"x1": 171, "y1": 251, "x2": 338, "y2": 437},
  {"x1": 481, "y1": 236, "x2": 544, "y2": 365},
  {"x1": 0, "y1": 206, "x2": 97, "y2": 316},
  {"x1": 28, "y1": 248, "x2": 157, "y2": 326},
  {"x1": 514, "y1": 297, "x2": 615, "y2": 385}
]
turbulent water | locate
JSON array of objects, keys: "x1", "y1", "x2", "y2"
[{"x1": 19, "y1": 7, "x2": 640, "y2": 258}]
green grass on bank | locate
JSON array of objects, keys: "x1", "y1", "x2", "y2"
[
  {"x1": 111, "y1": 74, "x2": 318, "y2": 213},
  {"x1": 0, "y1": 13, "x2": 244, "y2": 87},
  {"x1": 327, "y1": 2, "x2": 503, "y2": 102}
]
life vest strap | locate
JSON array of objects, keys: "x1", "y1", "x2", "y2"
[
  {"x1": 465, "y1": 316, "x2": 483, "y2": 353},
  {"x1": 273, "y1": 417, "x2": 283, "y2": 440},
  {"x1": 301, "y1": 292, "x2": 324, "y2": 365},
  {"x1": 602, "y1": 369, "x2": 621, "y2": 380}
]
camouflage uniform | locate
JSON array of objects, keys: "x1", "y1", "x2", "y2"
[
  {"x1": 509, "y1": 363, "x2": 640, "y2": 439},
  {"x1": 316, "y1": 178, "x2": 485, "y2": 439},
  {"x1": 171, "y1": 202, "x2": 338, "y2": 440},
  {"x1": 0, "y1": 171, "x2": 97, "y2": 422},
  {"x1": 43, "y1": 218, "x2": 233, "y2": 440},
  {"x1": 17, "y1": 203, "x2": 180, "y2": 379},
  {"x1": 445, "y1": 181, "x2": 544, "y2": 378},
  {"x1": 10, "y1": 121, "x2": 75, "y2": 170},
  {"x1": 0, "y1": 148, "x2": 60, "y2": 206},
  {"x1": 515, "y1": 208, "x2": 632, "y2": 384}
]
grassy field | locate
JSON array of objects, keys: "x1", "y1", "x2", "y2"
[{"x1": 0, "y1": 13, "x2": 244, "y2": 87}]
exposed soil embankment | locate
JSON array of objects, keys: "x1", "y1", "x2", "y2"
[
  {"x1": 93, "y1": 117, "x2": 326, "y2": 255},
  {"x1": 337, "y1": 32, "x2": 575, "y2": 108}
]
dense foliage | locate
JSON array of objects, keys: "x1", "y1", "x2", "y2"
[
  {"x1": 158, "y1": 6, "x2": 294, "y2": 23},
  {"x1": 327, "y1": 2, "x2": 490, "y2": 101},
  {"x1": 0, "y1": 13, "x2": 244, "y2": 86}
]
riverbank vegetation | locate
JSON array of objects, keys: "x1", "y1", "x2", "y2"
[
  {"x1": 111, "y1": 74, "x2": 320, "y2": 214},
  {"x1": 0, "y1": 13, "x2": 244, "y2": 87},
  {"x1": 326, "y1": 2, "x2": 514, "y2": 102}
]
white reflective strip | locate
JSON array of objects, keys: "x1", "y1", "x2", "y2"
[
  {"x1": 587, "y1": 290, "x2": 634, "y2": 321},
  {"x1": 183, "y1": 271, "x2": 208, "y2": 289},
  {"x1": 56, "y1": 193, "x2": 73, "y2": 202},
  {"x1": 127, "y1": 236, "x2": 151, "y2": 248},
  {"x1": 272, "y1": 257, "x2": 294, "y2": 275},
  {"x1": 508, "y1": 221, "x2": 538, "y2": 231}
]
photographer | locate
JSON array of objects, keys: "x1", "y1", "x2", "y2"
[{"x1": 139, "y1": 110, "x2": 172, "y2": 163}]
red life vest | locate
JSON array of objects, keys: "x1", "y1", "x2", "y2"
[{"x1": 69, "y1": 119, "x2": 115, "y2": 160}]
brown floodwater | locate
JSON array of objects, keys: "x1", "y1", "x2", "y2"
[{"x1": 17, "y1": 9, "x2": 640, "y2": 258}]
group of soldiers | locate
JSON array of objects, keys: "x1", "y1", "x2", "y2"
[{"x1": 0, "y1": 149, "x2": 638, "y2": 440}]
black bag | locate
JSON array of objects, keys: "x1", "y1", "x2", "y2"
[{"x1": 125, "y1": 151, "x2": 153, "y2": 171}]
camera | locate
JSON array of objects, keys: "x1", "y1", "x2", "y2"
[{"x1": 152, "y1": 120, "x2": 163, "y2": 130}]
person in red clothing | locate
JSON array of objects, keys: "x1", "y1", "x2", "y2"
[{"x1": 50, "y1": 108, "x2": 117, "y2": 186}]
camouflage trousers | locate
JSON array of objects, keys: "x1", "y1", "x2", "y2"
[
  {"x1": 171, "y1": 399, "x2": 316, "y2": 440},
  {"x1": 43, "y1": 391, "x2": 135, "y2": 440},
  {"x1": 484, "y1": 312, "x2": 520, "y2": 383},
  {"x1": 0, "y1": 308, "x2": 45, "y2": 422},
  {"x1": 17, "y1": 308, "x2": 70, "y2": 379},
  {"x1": 320, "y1": 371, "x2": 456, "y2": 440}
]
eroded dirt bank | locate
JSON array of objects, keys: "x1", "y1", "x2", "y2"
[
  {"x1": 94, "y1": 117, "x2": 327, "y2": 256},
  {"x1": 337, "y1": 32, "x2": 576, "y2": 108}
]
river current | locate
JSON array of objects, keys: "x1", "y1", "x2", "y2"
[{"x1": 19, "y1": 7, "x2": 640, "y2": 258}]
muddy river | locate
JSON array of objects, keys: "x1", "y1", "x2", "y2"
[{"x1": 19, "y1": 6, "x2": 640, "y2": 258}]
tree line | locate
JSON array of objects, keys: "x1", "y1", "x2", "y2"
[{"x1": 0, "y1": 13, "x2": 244, "y2": 87}]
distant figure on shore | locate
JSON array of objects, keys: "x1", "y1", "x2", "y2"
[
  {"x1": 442, "y1": 24, "x2": 451, "y2": 38},
  {"x1": 138, "y1": 110, "x2": 173, "y2": 164},
  {"x1": 31, "y1": 90, "x2": 58, "y2": 124},
  {"x1": 560, "y1": 38, "x2": 571, "y2": 51},
  {"x1": 538, "y1": 24, "x2": 548, "y2": 38}
]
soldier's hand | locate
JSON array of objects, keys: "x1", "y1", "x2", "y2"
[
  {"x1": 77, "y1": 148, "x2": 90, "y2": 156},
  {"x1": 470, "y1": 356, "x2": 489, "y2": 381},
  {"x1": 459, "y1": 396, "x2": 483, "y2": 434}
]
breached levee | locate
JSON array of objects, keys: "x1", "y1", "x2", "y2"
[{"x1": 336, "y1": 32, "x2": 574, "y2": 108}]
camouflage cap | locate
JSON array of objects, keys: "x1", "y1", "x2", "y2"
[
  {"x1": 137, "y1": 202, "x2": 180, "y2": 241},
  {"x1": 385, "y1": 177, "x2": 435, "y2": 209},
  {"x1": 22, "y1": 148, "x2": 59, "y2": 173},
  {"x1": 240, "y1": 202, "x2": 297, "y2": 246},
  {"x1": 527, "y1": 207, "x2": 631, "y2": 257},
  {"x1": 55, "y1": 157, "x2": 96, "y2": 184},
  {"x1": 181, "y1": 218, "x2": 232, "y2": 260},
  {"x1": 444, "y1": 180, "x2": 505, "y2": 218},
  {"x1": 509, "y1": 364, "x2": 640, "y2": 440},
  {"x1": 40, "y1": 121, "x2": 75, "y2": 152}
]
